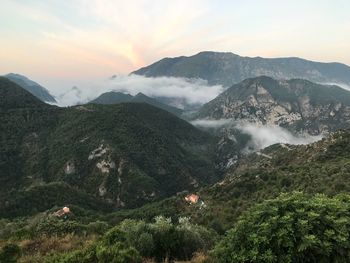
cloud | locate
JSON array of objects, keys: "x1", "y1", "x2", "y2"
[
  {"x1": 192, "y1": 119, "x2": 322, "y2": 150},
  {"x1": 190, "y1": 119, "x2": 232, "y2": 129},
  {"x1": 0, "y1": 0, "x2": 215, "y2": 78},
  {"x1": 56, "y1": 86, "x2": 84, "y2": 107},
  {"x1": 54, "y1": 75, "x2": 224, "y2": 107},
  {"x1": 236, "y1": 122, "x2": 322, "y2": 151},
  {"x1": 324, "y1": 83, "x2": 350, "y2": 92}
]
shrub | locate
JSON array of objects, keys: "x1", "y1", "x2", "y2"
[
  {"x1": 86, "y1": 221, "x2": 109, "y2": 235},
  {"x1": 96, "y1": 242, "x2": 141, "y2": 263},
  {"x1": 103, "y1": 216, "x2": 216, "y2": 262},
  {"x1": 32, "y1": 216, "x2": 86, "y2": 237},
  {"x1": 0, "y1": 243, "x2": 22, "y2": 263},
  {"x1": 46, "y1": 242, "x2": 141, "y2": 263},
  {"x1": 213, "y1": 192, "x2": 350, "y2": 263}
]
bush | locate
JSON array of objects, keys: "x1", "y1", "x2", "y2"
[
  {"x1": 86, "y1": 221, "x2": 109, "y2": 235},
  {"x1": 213, "y1": 192, "x2": 350, "y2": 263},
  {"x1": 96, "y1": 242, "x2": 141, "y2": 263},
  {"x1": 33, "y1": 216, "x2": 86, "y2": 237},
  {"x1": 46, "y1": 242, "x2": 141, "y2": 263},
  {"x1": 0, "y1": 244, "x2": 22, "y2": 263},
  {"x1": 103, "y1": 216, "x2": 217, "y2": 262}
]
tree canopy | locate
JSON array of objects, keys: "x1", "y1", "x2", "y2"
[{"x1": 213, "y1": 192, "x2": 350, "y2": 263}]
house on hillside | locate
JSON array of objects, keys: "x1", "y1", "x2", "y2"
[
  {"x1": 185, "y1": 194, "x2": 206, "y2": 209},
  {"x1": 53, "y1": 206, "x2": 70, "y2": 218},
  {"x1": 185, "y1": 194, "x2": 199, "y2": 204}
]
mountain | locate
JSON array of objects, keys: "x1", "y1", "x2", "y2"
[
  {"x1": 132, "y1": 51, "x2": 350, "y2": 87},
  {"x1": 3, "y1": 79, "x2": 350, "y2": 262},
  {"x1": 5, "y1": 73, "x2": 56, "y2": 102},
  {"x1": 90, "y1": 91, "x2": 183, "y2": 116},
  {"x1": 192, "y1": 130, "x2": 350, "y2": 230},
  {"x1": 195, "y1": 76, "x2": 350, "y2": 135},
  {"x1": 0, "y1": 78, "x2": 217, "y2": 217},
  {"x1": 0, "y1": 77, "x2": 49, "y2": 110},
  {"x1": 117, "y1": 129, "x2": 350, "y2": 232},
  {"x1": 131, "y1": 92, "x2": 183, "y2": 116},
  {"x1": 90, "y1": 91, "x2": 133, "y2": 104}
]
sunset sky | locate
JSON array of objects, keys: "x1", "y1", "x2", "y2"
[{"x1": 0, "y1": 0, "x2": 349, "y2": 90}]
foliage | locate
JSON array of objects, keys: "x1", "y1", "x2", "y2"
[
  {"x1": 0, "y1": 77, "x2": 217, "y2": 218},
  {"x1": 213, "y1": 192, "x2": 350, "y2": 263},
  {"x1": 191, "y1": 130, "x2": 350, "y2": 230},
  {"x1": 0, "y1": 183, "x2": 113, "y2": 218},
  {"x1": 104, "y1": 216, "x2": 217, "y2": 262},
  {"x1": 46, "y1": 241, "x2": 141, "y2": 263},
  {"x1": 0, "y1": 243, "x2": 22, "y2": 263}
]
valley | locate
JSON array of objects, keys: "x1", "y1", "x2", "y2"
[{"x1": 1, "y1": 52, "x2": 350, "y2": 262}]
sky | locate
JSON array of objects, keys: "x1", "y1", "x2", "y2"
[{"x1": 0, "y1": 0, "x2": 349, "y2": 92}]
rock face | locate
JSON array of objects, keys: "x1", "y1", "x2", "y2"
[
  {"x1": 132, "y1": 51, "x2": 350, "y2": 87},
  {"x1": 196, "y1": 76, "x2": 350, "y2": 135}
]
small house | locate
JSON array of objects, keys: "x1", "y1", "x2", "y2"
[
  {"x1": 185, "y1": 194, "x2": 199, "y2": 204},
  {"x1": 54, "y1": 206, "x2": 70, "y2": 217}
]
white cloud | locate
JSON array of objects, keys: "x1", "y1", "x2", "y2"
[
  {"x1": 54, "y1": 75, "x2": 224, "y2": 107},
  {"x1": 324, "y1": 82, "x2": 350, "y2": 92},
  {"x1": 190, "y1": 119, "x2": 232, "y2": 128},
  {"x1": 56, "y1": 86, "x2": 84, "y2": 107},
  {"x1": 192, "y1": 119, "x2": 322, "y2": 151},
  {"x1": 237, "y1": 122, "x2": 322, "y2": 151}
]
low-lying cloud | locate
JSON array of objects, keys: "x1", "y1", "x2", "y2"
[
  {"x1": 54, "y1": 75, "x2": 224, "y2": 107},
  {"x1": 237, "y1": 122, "x2": 322, "y2": 150},
  {"x1": 190, "y1": 119, "x2": 232, "y2": 128},
  {"x1": 323, "y1": 82, "x2": 350, "y2": 92},
  {"x1": 191, "y1": 119, "x2": 322, "y2": 150}
]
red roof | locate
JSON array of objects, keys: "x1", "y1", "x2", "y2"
[{"x1": 185, "y1": 194, "x2": 199, "y2": 204}]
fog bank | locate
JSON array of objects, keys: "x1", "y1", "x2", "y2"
[
  {"x1": 191, "y1": 119, "x2": 322, "y2": 150},
  {"x1": 54, "y1": 75, "x2": 224, "y2": 107}
]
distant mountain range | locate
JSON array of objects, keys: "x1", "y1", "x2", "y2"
[
  {"x1": 133, "y1": 51, "x2": 350, "y2": 87},
  {"x1": 90, "y1": 91, "x2": 183, "y2": 116},
  {"x1": 5, "y1": 73, "x2": 56, "y2": 102},
  {"x1": 0, "y1": 77, "x2": 217, "y2": 217},
  {"x1": 195, "y1": 76, "x2": 350, "y2": 135}
]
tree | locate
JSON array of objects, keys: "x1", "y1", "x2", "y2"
[
  {"x1": 96, "y1": 242, "x2": 141, "y2": 263},
  {"x1": 213, "y1": 192, "x2": 350, "y2": 263}
]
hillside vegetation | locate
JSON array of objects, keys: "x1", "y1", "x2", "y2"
[
  {"x1": 0, "y1": 77, "x2": 218, "y2": 218},
  {"x1": 2, "y1": 75, "x2": 350, "y2": 262}
]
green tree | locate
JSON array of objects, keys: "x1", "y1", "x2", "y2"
[
  {"x1": 213, "y1": 192, "x2": 350, "y2": 263},
  {"x1": 102, "y1": 216, "x2": 216, "y2": 262},
  {"x1": 96, "y1": 242, "x2": 141, "y2": 263}
]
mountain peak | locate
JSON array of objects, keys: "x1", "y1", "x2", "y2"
[
  {"x1": 4, "y1": 73, "x2": 56, "y2": 102},
  {"x1": 132, "y1": 51, "x2": 350, "y2": 87},
  {"x1": 196, "y1": 76, "x2": 350, "y2": 135},
  {"x1": 134, "y1": 92, "x2": 148, "y2": 98},
  {"x1": 89, "y1": 91, "x2": 183, "y2": 116},
  {"x1": 0, "y1": 77, "x2": 49, "y2": 110}
]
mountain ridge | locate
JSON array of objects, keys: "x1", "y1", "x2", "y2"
[
  {"x1": 5, "y1": 73, "x2": 56, "y2": 103},
  {"x1": 195, "y1": 76, "x2": 350, "y2": 135},
  {"x1": 132, "y1": 51, "x2": 350, "y2": 87},
  {"x1": 90, "y1": 91, "x2": 183, "y2": 116},
  {"x1": 0, "y1": 78, "x2": 218, "y2": 217}
]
